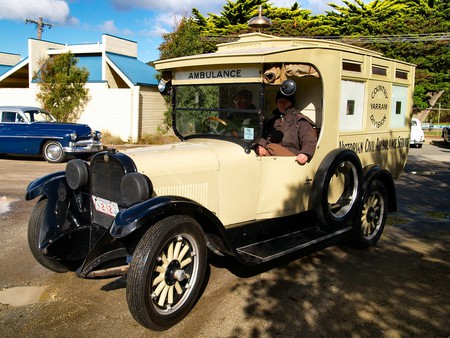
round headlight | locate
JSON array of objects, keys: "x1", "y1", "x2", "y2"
[
  {"x1": 95, "y1": 131, "x2": 102, "y2": 140},
  {"x1": 70, "y1": 132, "x2": 77, "y2": 141},
  {"x1": 121, "y1": 172, "x2": 153, "y2": 206},
  {"x1": 66, "y1": 159, "x2": 89, "y2": 190}
]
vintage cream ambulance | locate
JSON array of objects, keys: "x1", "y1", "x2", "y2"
[{"x1": 26, "y1": 33, "x2": 415, "y2": 330}]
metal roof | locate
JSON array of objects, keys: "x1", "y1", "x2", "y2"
[
  {"x1": 106, "y1": 52, "x2": 158, "y2": 86},
  {"x1": 0, "y1": 65, "x2": 13, "y2": 77}
]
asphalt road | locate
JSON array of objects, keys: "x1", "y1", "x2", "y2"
[{"x1": 0, "y1": 140, "x2": 449, "y2": 337}]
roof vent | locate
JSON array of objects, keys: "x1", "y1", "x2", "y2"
[{"x1": 248, "y1": 5, "x2": 272, "y2": 30}]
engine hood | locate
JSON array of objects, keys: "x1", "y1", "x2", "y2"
[
  {"x1": 33, "y1": 122, "x2": 93, "y2": 137},
  {"x1": 121, "y1": 139, "x2": 237, "y2": 178}
]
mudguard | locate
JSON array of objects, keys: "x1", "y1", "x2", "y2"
[
  {"x1": 110, "y1": 195, "x2": 226, "y2": 239},
  {"x1": 362, "y1": 165, "x2": 397, "y2": 212},
  {"x1": 26, "y1": 171, "x2": 101, "y2": 261},
  {"x1": 25, "y1": 171, "x2": 66, "y2": 201}
]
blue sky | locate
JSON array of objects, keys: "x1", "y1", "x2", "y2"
[{"x1": 0, "y1": 0, "x2": 343, "y2": 63}]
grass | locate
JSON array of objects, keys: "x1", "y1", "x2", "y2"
[{"x1": 101, "y1": 131, "x2": 178, "y2": 146}]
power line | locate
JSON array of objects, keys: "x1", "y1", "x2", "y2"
[{"x1": 25, "y1": 17, "x2": 53, "y2": 40}]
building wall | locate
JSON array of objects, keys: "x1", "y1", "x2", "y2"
[
  {"x1": 78, "y1": 85, "x2": 133, "y2": 141},
  {"x1": 0, "y1": 88, "x2": 39, "y2": 105},
  {"x1": 139, "y1": 86, "x2": 168, "y2": 135}
]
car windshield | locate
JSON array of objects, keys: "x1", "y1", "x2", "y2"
[
  {"x1": 173, "y1": 84, "x2": 261, "y2": 143},
  {"x1": 24, "y1": 110, "x2": 56, "y2": 122}
]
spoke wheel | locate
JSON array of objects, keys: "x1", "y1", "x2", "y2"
[
  {"x1": 127, "y1": 215, "x2": 207, "y2": 330},
  {"x1": 353, "y1": 180, "x2": 388, "y2": 248}
]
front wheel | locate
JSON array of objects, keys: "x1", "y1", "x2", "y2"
[
  {"x1": 353, "y1": 180, "x2": 388, "y2": 248},
  {"x1": 126, "y1": 215, "x2": 207, "y2": 330},
  {"x1": 43, "y1": 140, "x2": 66, "y2": 163}
]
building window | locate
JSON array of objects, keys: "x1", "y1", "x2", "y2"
[
  {"x1": 343, "y1": 61, "x2": 361, "y2": 72},
  {"x1": 395, "y1": 70, "x2": 408, "y2": 79},
  {"x1": 372, "y1": 66, "x2": 387, "y2": 76}
]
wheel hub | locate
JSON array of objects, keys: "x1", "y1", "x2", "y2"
[
  {"x1": 165, "y1": 260, "x2": 181, "y2": 285},
  {"x1": 366, "y1": 207, "x2": 376, "y2": 223}
]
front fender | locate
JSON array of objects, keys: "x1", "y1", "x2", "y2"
[
  {"x1": 110, "y1": 195, "x2": 224, "y2": 238},
  {"x1": 25, "y1": 171, "x2": 66, "y2": 200}
]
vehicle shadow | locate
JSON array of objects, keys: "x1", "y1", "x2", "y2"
[
  {"x1": 429, "y1": 139, "x2": 450, "y2": 150},
  {"x1": 219, "y1": 220, "x2": 449, "y2": 337}
]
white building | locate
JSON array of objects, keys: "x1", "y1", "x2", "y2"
[{"x1": 0, "y1": 34, "x2": 166, "y2": 142}]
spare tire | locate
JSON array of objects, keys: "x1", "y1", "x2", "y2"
[{"x1": 311, "y1": 149, "x2": 363, "y2": 227}]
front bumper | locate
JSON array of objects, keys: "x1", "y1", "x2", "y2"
[
  {"x1": 64, "y1": 139, "x2": 103, "y2": 154},
  {"x1": 410, "y1": 138, "x2": 425, "y2": 145}
]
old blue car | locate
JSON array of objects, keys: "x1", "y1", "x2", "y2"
[{"x1": 0, "y1": 106, "x2": 102, "y2": 163}]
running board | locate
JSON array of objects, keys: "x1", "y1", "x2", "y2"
[{"x1": 236, "y1": 226, "x2": 352, "y2": 263}]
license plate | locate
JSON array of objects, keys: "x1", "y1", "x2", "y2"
[{"x1": 92, "y1": 195, "x2": 119, "y2": 217}]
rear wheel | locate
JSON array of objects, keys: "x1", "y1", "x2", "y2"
[
  {"x1": 28, "y1": 198, "x2": 69, "y2": 272},
  {"x1": 353, "y1": 180, "x2": 388, "y2": 248},
  {"x1": 126, "y1": 215, "x2": 207, "y2": 330},
  {"x1": 43, "y1": 140, "x2": 66, "y2": 163}
]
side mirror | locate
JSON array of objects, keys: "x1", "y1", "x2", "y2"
[{"x1": 280, "y1": 79, "x2": 296, "y2": 96}]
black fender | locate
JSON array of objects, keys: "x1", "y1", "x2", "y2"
[
  {"x1": 25, "y1": 171, "x2": 66, "y2": 201},
  {"x1": 110, "y1": 195, "x2": 229, "y2": 240},
  {"x1": 78, "y1": 196, "x2": 238, "y2": 276},
  {"x1": 110, "y1": 195, "x2": 237, "y2": 257},
  {"x1": 361, "y1": 164, "x2": 397, "y2": 213},
  {"x1": 25, "y1": 171, "x2": 99, "y2": 262}
]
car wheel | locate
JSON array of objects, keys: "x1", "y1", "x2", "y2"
[
  {"x1": 353, "y1": 180, "x2": 388, "y2": 248},
  {"x1": 43, "y1": 140, "x2": 66, "y2": 163},
  {"x1": 28, "y1": 198, "x2": 69, "y2": 272},
  {"x1": 126, "y1": 215, "x2": 207, "y2": 330},
  {"x1": 311, "y1": 149, "x2": 363, "y2": 227}
]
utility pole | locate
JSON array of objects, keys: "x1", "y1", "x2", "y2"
[{"x1": 25, "y1": 17, "x2": 52, "y2": 39}]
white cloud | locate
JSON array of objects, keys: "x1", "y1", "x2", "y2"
[
  {"x1": 98, "y1": 20, "x2": 119, "y2": 34},
  {"x1": 98, "y1": 20, "x2": 135, "y2": 37},
  {"x1": 0, "y1": 0, "x2": 71, "y2": 23}
]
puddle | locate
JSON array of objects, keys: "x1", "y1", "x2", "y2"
[
  {"x1": 0, "y1": 286, "x2": 50, "y2": 306},
  {"x1": 0, "y1": 196, "x2": 18, "y2": 214}
]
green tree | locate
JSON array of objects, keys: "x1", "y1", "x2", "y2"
[
  {"x1": 162, "y1": 0, "x2": 449, "y2": 116},
  {"x1": 35, "y1": 52, "x2": 90, "y2": 122}
]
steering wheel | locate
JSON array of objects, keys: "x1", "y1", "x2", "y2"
[{"x1": 203, "y1": 116, "x2": 239, "y2": 137}]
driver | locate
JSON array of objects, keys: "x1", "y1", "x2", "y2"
[
  {"x1": 256, "y1": 90, "x2": 317, "y2": 165},
  {"x1": 232, "y1": 90, "x2": 256, "y2": 110}
]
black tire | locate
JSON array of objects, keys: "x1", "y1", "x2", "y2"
[
  {"x1": 353, "y1": 180, "x2": 388, "y2": 248},
  {"x1": 28, "y1": 199, "x2": 69, "y2": 272},
  {"x1": 311, "y1": 149, "x2": 363, "y2": 227},
  {"x1": 126, "y1": 215, "x2": 207, "y2": 330},
  {"x1": 43, "y1": 140, "x2": 66, "y2": 163}
]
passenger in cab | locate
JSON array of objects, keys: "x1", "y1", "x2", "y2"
[
  {"x1": 257, "y1": 90, "x2": 317, "y2": 165},
  {"x1": 232, "y1": 89, "x2": 256, "y2": 110}
]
